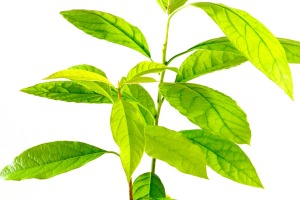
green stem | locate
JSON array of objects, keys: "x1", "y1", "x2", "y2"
[{"x1": 151, "y1": 15, "x2": 172, "y2": 174}]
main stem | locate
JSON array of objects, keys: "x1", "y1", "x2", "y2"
[{"x1": 151, "y1": 15, "x2": 171, "y2": 174}]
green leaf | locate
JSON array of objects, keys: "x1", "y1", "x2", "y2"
[
  {"x1": 279, "y1": 38, "x2": 300, "y2": 64},
  {"x1": 45, "y1": 69, "x2": 112, "y2": 85},
  {"x1": 123, "y1": 84, "x2": 156, "y2": 125},
  {"x1": 61, "y1": 10, "x2": 151, "y2": 58},
  {"x1": 0, "y1": 141, "x2": 110, "y2": 180},
  {"x1": 160, "y1": 83, "x2": 251, "y2": 144},
  {"x1": 68, "y1": 64, "x2": 108, "y2": 77},
  {"x1": 157, "y1": 0, "x2": 188, "y2": 14},
  {"x1": 192, "y1": 2, "x2": 293, "y2": 99},
  {"x1": 75, "y1": 81, "x2": 114, "y2": 102},
  {"x1": 125, "y1": 76, "x2": 157, "y2": 84},
  {"x1": 181, "y1": 129, "x2": 263, "y2": 188},
  {"x1": 175, "y1": 49, "x2": 247, "y2": 82},
  {"x1": 110, "y1": 99, "x2": 145, "y2": 181},
  {"x1": 21, "y1": 81, "x2": 113, "y2": 104},
  {"x1": 133, "y1": 172, "x2": 166, "y2": 200},
  {"x1": 145, "y1": 125, "x2": 207, "y2": 178},
  {"x1": 127, "y1": 61, "x2": 178, "y2": 82}
]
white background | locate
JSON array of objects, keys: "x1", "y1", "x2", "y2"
[{"x1": 1, "y1": 0, "x2": 300, "y2": 199}]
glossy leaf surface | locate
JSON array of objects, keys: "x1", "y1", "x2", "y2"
[
  {"x1": 133, "y1": 172, "x2": 166, "y2": 200},
  {"x1": 157, "y1": 0, "x2": 188, "y2": 14},
  {"x1": 0, "y1": 141, "x2": 108, "y2": 180},
  {"x1": 110, "y1": 99, "x2": 145, "y2": 180},
  {"x1": 175, "y1": 49, "x2": 246, "y2": 82},
  {"x1": 192, "y1": 2, "x2": 293, "y2": 98},
  {"x1": 160, "y1": 83, "x2": 251, "y2": 144},
  {"x1": 21, "y1": 81, "x2": 113, "y2": 104},
  {"x1": 182, "y1": 129, "x2": 263, "y2": 188},
  {"x1": 145, "y1": 125, "x2": 207, "y2": 178},
  {"x1": 125, "y1": 76, "x2": 157, "y2": 84},
  {"x1": 68, "y1": 64, "x2": 107, "y2": 77},
  {"x1": 61, "y1": 10, "x2": 151, "y2": 58}
]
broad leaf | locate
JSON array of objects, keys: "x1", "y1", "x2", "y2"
[
  {"x1": 133, "y1": 172, "x2": 166, "y2": 200},
  {"x1": 21, "y1": 81, "x2": 113, "y2": 104},
  {"x1": 75, "y1": 81, "x2": 114, "y2": 102},
  {"x1": 279, "y1": 38, "x2": 300, "y2": 64},
  {"x1": 61, "y1": 10, "x2": 151, "y2": 58},
  {"x1": 125, "y1": 76, "x2": 157, "y2": 84},
  {"x1": 182, "y1": 129, "x2": 263, "y2": 188},
  {"x1": 123, "y1": 84, "x2": 156, "y2": 125},
  {"x1": 110, "y1": 99, "x2": 145, "y2": 181},
  {"x1": 45, "y1": 69, "x2": 112, "y2": 85},
  {"x1": 68, "y1": 64, "x2": 107, "y2": 77},
  {"x1": 160, "y1": 83, "x2": 251, "y2": 144},
  {"x1": 175, "y1": 49, "x2": 247, "y2": 82},
  {"x1": 127, "y1": 61, "x2": 178, "y2": 82},
  {"x1": 192, "y1": 2, "x2": 293, "y2": 99},
  {"x1": 145, "y1": 125, "x2": 207, "y2": 178},
  {"x1": 157, "y1": 0, "x2": 188, "y2": 14},
  {"x1": 0, "y1": 141, "x2": 109, "y2": 180}
]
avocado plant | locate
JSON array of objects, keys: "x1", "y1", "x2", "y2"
[{"x1": 1, "y1": 0, "x2": 300, "y2": 199}]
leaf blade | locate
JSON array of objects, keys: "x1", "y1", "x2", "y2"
[
  {"x1": 160, "y1": 83, "x2": 251, "y2": 144},
  {"x1": 192, "y1": 2, "x2": 293, "y2": 98},
  {"x1": 61, "y1": 10, "x2": 151, "y2": 58},
  {"x1": 182, "y1": 129, "x2": 263, "y2": 188},
  {"x1": 145, "y1": 125, "x2": 207, "y2": 178},
  {"x1": 0, "y1": 141, "x2": 108, "y2": 180}
]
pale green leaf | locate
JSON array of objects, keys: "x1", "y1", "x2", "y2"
[
  {"x1": 61, "y1": 10, "x2": 151, "y2": 58},
  {"x1": 68, "y1": 64, "x2": 107, "y2": 77},
  {"x1": 110, "y1": 99, "x2": 145, "y2": 181},
  {"x1": 133, "y1": 172, "x2": 166, "y2": 200},
  {"x1": 0, "y1": 141, "x2": 110, "y2": 180},
  {"x1": 192, "y1": 2, "x2": 293, "y2": 99},
  {"x1": 175, "y1": 49, "x2": 247, "y2": 82},
  {"x1": 45, "y1": 69, "x2": 112, "y2": 85},
  {"x1": 75, "y1": 81, "x2": 114, "y2": 102},
  {"x1": 278, "y1": 38, "x2": 300, "y2": 64},
  {"x1": 145, "y1": 125, "x2": 207, "y2": 178},
  {"x1": 127, "y1": 61, "x2": 178, "y2": 82},
  {"x1": 21, "y1": 81, "x2": 113, "y2": 104},
  {"x1": 160, "y1": 83, "x2": 251, "y2": 144},
  {"x1": 125, "y1": 76, "x2": 157, "y2": 84},
  {"x1": 123, "y1": 84, "x2": 156, "y2": 125},
  {"x1": 158, "y1": 0, "x2": 188, "y2": 14},
  {"x1": 182, "y1": 129, "x2": 263, "y2": 188}
]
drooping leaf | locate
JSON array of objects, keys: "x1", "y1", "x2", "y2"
[
  {"x1": 175, "y1": 49, "x2": 247, "y2": 82},
  {"x1": 123, "y1": 84, "x2": 156, "y2": 125},
  {"x1": 145, "y1": 125, "x2": 207, "y2": 178},
  {"x1": 110, "y1": 99, "x2": 145, "y2": 181},
  {"x1": 127, "y1": 61, "x2": 178, "y2": 82},
  {"x1": 133, "y1": 172, "x2": 166, "y2": 200},
  {"x1": 61, "y1": 10, "x2": 151, "y2": 58},
  {"x1": 157, "y1": 0, "x2": 188, "y2": 14},
  {"x1": 21, "y1": 81, "x2": 113, "y2": 104},
  {"x1": 125, "y1": 76, "x2": 157, "y2": 84},
  {"x1": 68, "y1": 64, "x2": 107, "y2": 77},
  {"x1": 181, "y1": 129, "x2": 263, "y2": 188},
  {"x1": 45, "y1": 69, "x2": 112, "y2": 85},
  {"x1": 160, "y1": 83, "x2": 251, "y2": 144},
  {"x1": 192, "y1": 2, "x2": 293, "y2": 99},
  {"x1": 0, "y1": 141, "x2": 111, "y2": 180}
]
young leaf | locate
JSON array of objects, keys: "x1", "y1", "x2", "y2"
[
  {"x1": 68, "y1": 64, "x2": 108, "y2": 77},
  {"x1": 133, "y1": 172, "x2": 166, "y2": 200},
  {"x1": 279, "y1": 38, "x2": 300, "y2": 64},
  {"x1": 75, "y1": 81, "x2": 114, "y2": 102},
  {"x1": 157, "y1": 0, "x2": 188, "y2": 14},
  {"x1": 127, "y1": 61, "x2": 178, "y2": 82},
  {"x1": 160, "y1": 83, "x2": 251, "y2": 144},
  {"x1": 145, "y1": 125, "x2": 207, "y2": 179},
  {"x1": 0, "y1": 141, "x2": 111, "y2": 180},
  {"x1": 175, "y1": 49, "x2": 247, "y2": 82},
  {"x1": 110, "y1": 99, "x2": 145, "y2": 181},
  {"x1": 21, "y1": 81, "x2": 113, "y2": 104},
  {"x1": 122, "y1": 84, "x2": 156, "y2": 125},
  {"x1": 61, "y1": 10, "x2": 151, "y2": 58},
  {"x1": 192, "y1": 2, "x2": 293, "y2": 99},
  {"x1": 181, "y1": 129, "x2": 263, "y2": 188},
  {"x1": 45, "y1": 69, "x2": 112, "y2": 85},
  {"x1": 125, "y1": 76, "x2": 157, "y2": 84}
]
